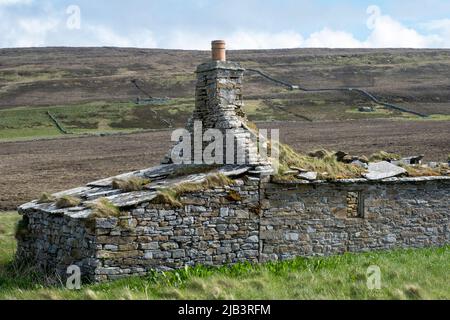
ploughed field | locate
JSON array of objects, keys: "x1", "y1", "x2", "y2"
[{"x1": 0, "y1": 119, "x2": 449, "y2": 211}]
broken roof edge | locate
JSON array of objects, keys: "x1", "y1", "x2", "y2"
[
  {"x1": 17, "y1": 173, "x2": 450, "y2": 219},
  {"x1": 17, "y1": 163, "x2": 255, "y2": 218}
]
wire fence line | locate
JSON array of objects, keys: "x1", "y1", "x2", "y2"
[{"x1": 46, "y1": 68, "x2": 427, "y2": 136}]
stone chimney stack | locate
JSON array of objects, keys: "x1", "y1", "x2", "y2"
[{"x1": 163, "y1": 41, "x2": 271, "y2": 170}]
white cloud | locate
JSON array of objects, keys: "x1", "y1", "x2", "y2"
[
  {"x1": 0, "y1": 10, "x2": 58, "y2": 47},
  {"x1": 422, "y1": 19, "x2": 450, "y2": 46},
  {"x1": 162, "y1": 6, "x2": 448, "y2": 50},
  {"x1": 227, "y1": 31, "x2": 304, "y2": 49},
  {"x1": 364, "y1": 12, "x2": 440, "y2": 48},
  {"x1": 0, "y1": 0, "x2": 32, "y2": 6},
  {"x1": 302, "y1": 6, "x2": 443, "y2": 48},
  {"x1": 87, "y1": 25, "x2": 134, "y2": 47},
  {"x1": 0, "y1": 3, "x2": 158, "y2": 48},
  {"x1": 0, "y1": 3, "x2": 449, "y2": 49},
  {"x1": 303, "y1": 28, "x2": 362, "y2": 48},
  {"x1": 14, "y1": 17, "x2": 60, "y2": 47}
]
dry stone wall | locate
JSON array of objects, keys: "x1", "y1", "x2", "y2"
[
  {"x1": 17, "y1": 176, "x2": 450, "y2": 282},
  {"x1": 17, "y1": 175, "x2": 262, "y2": 282},
  {"x1": 16, "y1": 211, "x2": 97, "y2": 279},
  {"x1": 260, "y1": 178, "x2": 450, "y2": 261}
]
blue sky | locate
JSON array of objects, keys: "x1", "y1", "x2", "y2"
[{"x1": 1, "y1": 0, "x2": 450, "y2": 48}]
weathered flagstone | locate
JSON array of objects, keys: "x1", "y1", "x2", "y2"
[
  {"x1": 363, "y1": 161, "x2": 407, "y2": 180},
  {"x1": 103, "y1": 191, "x2": 158, "y2": 208},
  {"x1": 298, "y1": 172, "x2": 318, "y2": 181}
]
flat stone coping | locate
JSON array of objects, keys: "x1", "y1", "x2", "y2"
[
  {"x1": 272, "y1": 175, "x2": 450, "y2": 185},
  {"x1": 18, "y1": 164, "x2": 253, "y2": 218},
  {"x1": 17, "y1": 160, "x2": 449, "y2": 218}
]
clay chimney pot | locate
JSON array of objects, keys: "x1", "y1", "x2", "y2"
[{"x1": 212, "y1": 40, "x2": 226, "y2": 61}]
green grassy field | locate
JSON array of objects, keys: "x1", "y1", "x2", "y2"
[
  {"x1": 0, "y1": 100, "x2": 194, "y2": 141},
  {"x1": 1, "y1": 97, "x2": 448, "y2": 142},
  {"x1": 0, "y1": 212, "x2": 449, "y2": 300}
]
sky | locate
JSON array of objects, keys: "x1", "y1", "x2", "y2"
[{"x1": 1, "y1": 0, "x2": 450, "y2": 49}]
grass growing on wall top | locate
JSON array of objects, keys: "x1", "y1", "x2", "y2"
[
  {"x1": 274, "y1": 144, "x2": 365, "y2": 180},
  {"x1": 112, "y1": 177, "x2": 151, "y2": 192},
  {"x1": 1, "y1": 212, "x2": 449, "y2": 300},
  {"x1": 151, "y1": 174, "x2": 234, "y2": 207}
]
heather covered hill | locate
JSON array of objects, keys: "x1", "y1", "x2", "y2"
[{"x1": 1, "y1": 47, "x2": 449, "y2": 116}]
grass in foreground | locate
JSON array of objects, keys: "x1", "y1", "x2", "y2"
[{"x1": 1, "y1": 212, "x2": 449, "y2": 300}]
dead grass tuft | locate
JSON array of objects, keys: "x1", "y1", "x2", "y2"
[
  {"x1": 37, "y1": 192, "x2": 56, "y2": 204},
  {"x1": 55, "y1": 195, "x2": 81, "y2": 209},
  {"x1": 308, "y1": 149, "x2": 335, "y2": 159},
  {"x1": 88, "y1": 198, "x2": 121, "y2": 219},
  {"x1": 174, "y1": 174, "x2": 234, "y2": 194},
  {"x1": 274, "y1": 143, "x2": 365, "y2": 181},
  {"x1": 112, "y1": 177, "x2": 150, "y2": 192},
  {"x1": 402, "y1": 164, "x2": 447, "y2": 177},
  {"x1": 152, "y1": 174, "x2": 234, "y2": 207},
  {"x1": 245, "y1": 121, "x2": 259, "y2": 133},
  {"x1": 369, "y1": 151, "x2": 401, "y2": 162},
  {"x1": 168, "y1": 165, "x2": 220, "y2": 179},
  {"x1": 403, "y1": 284, "x2": 423, "y2": 300},
  {"x1": 151, "y1": 189, "x2": 183, "y2": 208},
  {"x1": 226, "y1": 190, "x2": 242, "y2": 202}
]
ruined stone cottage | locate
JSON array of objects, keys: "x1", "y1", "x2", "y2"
[{"x1": 16, "y1": 41, "x2": 450, "y2": 282}]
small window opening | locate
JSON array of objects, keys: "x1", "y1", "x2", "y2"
[{"x1": 347, "y1": 191, "x2": 364, "y2": 218}]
